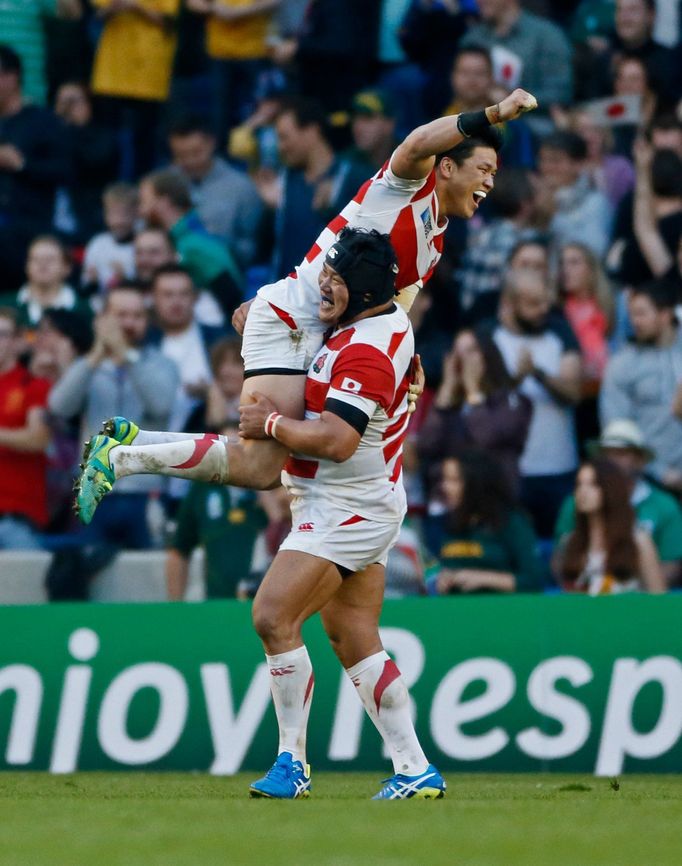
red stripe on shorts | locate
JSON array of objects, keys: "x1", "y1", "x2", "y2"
[{"x1": 268, "y1": 302, "x2": 298, "y2": 330}]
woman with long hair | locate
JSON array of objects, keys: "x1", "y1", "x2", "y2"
[
  {"x1": 558, "y1": 242, "x2": 614, "y2": 383},
  {"x1": 430, "y1": 451, "x2": 544, "y2": 594},
  {"x1": 555, "y1": 459, "x2": 664, "y2": 594},
  {"x1": 417, "y1": 327, "x2": 532, "y2": 492}
]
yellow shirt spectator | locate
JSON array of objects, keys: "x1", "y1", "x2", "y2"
[
  {"x1": 206, "y1": 0, "x2": 273, "y2": 60},
  {"x1": 91, "y1": 0, "x2": 180, "y2": 102}
]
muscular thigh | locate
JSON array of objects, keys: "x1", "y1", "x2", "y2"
[{"x1": 254, "y1": 550, "x2": 343, "y2": 627}]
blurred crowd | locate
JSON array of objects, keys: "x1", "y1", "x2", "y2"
[{"x1": 2, "y1": 0, "x2": 682, "y2": 600}]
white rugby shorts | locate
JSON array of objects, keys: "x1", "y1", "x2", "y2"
[
  {"x1": 241, "y1": 295, "x2": 327, "y2": 376},
  {"x1": 279, "y1": 496, "x2": 402, "y2": 574}
]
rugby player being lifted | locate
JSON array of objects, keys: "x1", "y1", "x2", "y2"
[{"x1": 74, "y1": 88, "x2": 537, "y2": 516}]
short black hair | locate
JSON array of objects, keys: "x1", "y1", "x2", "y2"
[
  {"x1": 151, "y1": 263, "x2": 196, "y2": 289},
  {"x1": 42, "y1": 309, "x2": 94, "y2": 356},
  {"x1": 167, "y1": 113, "x2": 214, "y2": 139},
  {"x1": 0, "y1": 44, "x2": 22, "y2": 80},
  {"x1": 276, "y1": 96, "x2": 331, "y2": 143},
  {"x1": 436, "y1": 126, "x2": 503, "y2": 166},
  {"x1": 540, "y1": 130, "x2": 587, "y2": 161},
  {"x1": 631, "y1": 278, "x2": 680, "y2": 310}
]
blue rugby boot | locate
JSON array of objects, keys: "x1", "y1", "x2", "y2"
[
  {"x1": 74, "y1": 435, "x2": 118, "y2": 525},
  {"x1": 372, "y1": 764, "x2": 446, "y2": 800},
  {"x1": 249, "y1": 752, "x2": 311, "y2": 799}
]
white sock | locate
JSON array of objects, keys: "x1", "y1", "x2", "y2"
[
  {"x1": 133, "y1": 429, "x2": 229, "y2": 446},
  {"x1": 346, "y1": 650, "x2": 429, "y2": 776},
  {"x1": 110, "y1": 434, "x2": 229, "y2": 483},
  {"x1": 266, "y1": 645, "x2": 314, "y2": 766}
]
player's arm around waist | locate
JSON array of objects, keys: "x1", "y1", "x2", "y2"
[{"x1": 239, "y1": 391, "x2": 361, "y2": 463}]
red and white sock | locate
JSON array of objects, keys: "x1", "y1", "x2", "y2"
[
  {"x1": 266, "y1": 645, "x2": 314, "y2": 766},
  {"x1": 133, "y1": 429, "x2": 228, "y2": 446},
  {"x1": 346, "y1": 650, "x2": 428, "y2": 776},
  {"x1": 109, "y1": 434, "x2": 229, "y2": 483}
]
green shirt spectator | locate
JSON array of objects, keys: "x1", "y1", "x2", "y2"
[
  {"x1": 138, "y1": 171, "x2": 243, "y2": 321},
  {"x1": 429, "y1": 453, "x2": 546, "y2": 595},
  {"x1": 168, "y1": 483, "x2": 268, "y2": 599},
  {"x1": 428, "y1": 510, "x2": 545, "y2": 595},
  {"x1": 559, "y1": 418, "x2": 682, "y2": 587},
  {"x1": 555, "y1": 480, "x2": 682, "y2": 566}
]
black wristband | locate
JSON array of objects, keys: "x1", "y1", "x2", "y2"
[{"x1": 456, "y1": 109, "x2": 491, "y2": 138}]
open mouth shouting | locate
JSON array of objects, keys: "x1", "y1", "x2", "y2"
[{"x1": 472, "y1": 189, "x2": 487, "y2": 209}]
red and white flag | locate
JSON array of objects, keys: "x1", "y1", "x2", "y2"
[
  {"x1": 340, "y1": 377, "x2": 362, "y2": 393},
  {"x1": 578, "y1": 94, "x2": 641, "y2": 126}
]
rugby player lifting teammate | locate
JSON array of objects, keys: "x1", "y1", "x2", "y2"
[
  {"x1": 74, "y1": 88, "x2": 537, "y2": 518},
  {"x1": 241, "y1": 226, "x2": 435, "y2": 799}
]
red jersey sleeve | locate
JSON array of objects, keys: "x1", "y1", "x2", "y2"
[
  {"x1": 26, "y1": 376, "x2": 51, "y2": 410},
  {"x1": 329, "y1": 344, "x2": 396, "y2": 411}
]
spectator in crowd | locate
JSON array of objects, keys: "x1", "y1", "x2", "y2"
[
  {"x1": 227, "y1": 68, "x2": 287, "y2": 171},
  {"x1": 292, "y1": 0, "x2": 380, "y2": 114},
  {"x1": 167, "y1": 114, "x2": 263, "y2": 269},
  {"x1": 187, "y1": 0, "x2": 279, "y2": 147},
  {"x1": 138, "y1": 169, "x2": 242, "y2": 320},
  {"x1": 460, "y1": 0, "x2": 573, "y2": 135},
  {"x1": 147, "y1": 264, "x2": 224, "y2": 431},
  {"x1": 535, "y1": 130, "x2": 614, "y2": 257},
  {"x1": 53, "y1": 81, "x2": 119, "y2": 246},
  {"x1": 611, "y1": 54, "x2": 658, "y2": 157},
  {"x1": 418, "y1": 327, "x2": 532, "y2": 494},
  {"x1": 0, "y1": 0, "x2": 81, "y2": 106},
  {"x1": 555, "y1": 419, "x2": 682, "y2": 587},
  {"x1": 491, "y1": 268, "x2": 582, "y2": 537},
  {"x1": 399, "y1": 0, "x2": 470, "y2": 118},
  {"x1": 0, "y1": 306, "x2": 52, "y2": 549},
  {"x1": 258, "y1": 96, "x2": 369, "y2": 279},
  {"x1": 133, "y1": 227, "x2": 177, "y2": 288},
  {"x1": 48, "y1": 282, "x2": 178, "y2": 547},
  {"x1": 82, "y1": 183, "x2": 137, "y2": 295},
  {"x1": 557, "y1": 241, "x2": 614, "y2": 399},
  {"x1": 384, "y1": 519, "x2": 428, "y2": 598},
  {"x1": 569, "y1": 109, "x2": 636, "y2": 208},
  {"x1": 428, "y1": 451, "x2": 545, "y2": 594},
  {"x1": 0, "y1": 45, "x2": 71, "y2": 292},
  {"x1": 166, "y1": 464, "x2": 268, "y2": 599},
  {"x1": 629, "y1": 135, "x2": 682, "y2": 288},
  {"x1": 443, "y1": 45, "x2": 534, "y2": 168},
  {"x1": 554, "y1": 457, "x2": 665, "y2": 594},
  {"x1": 457, "y1": 167, "x2": 537, "y2": 318},
  {"x1": 32, "y1": 309, "x2": 93, "y2": 532},
  {"x1": 90, "y1": 0, "x2": 181, "y2": 179},
  {"x1": 345, "y1": 89, "x2": 398, "y2": 176},
  {"x1": 611, "y1": 0, "x2": 682, "y2": 110},
  {"x1": 506, "y1": 237, "x2": 553, "y2": 283},
  {"x1": 600, "y1": 280, "x2": 682, "y2": 492},
  {"x1": 0, "y1": 235, "x2": 90, "y2": 334},
  {"x1": 193, "y1": 335, "x2": 244, "y2": 432}
]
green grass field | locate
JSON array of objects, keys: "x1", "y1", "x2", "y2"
[{"x1": 1, "y1": 773, "x2": 681, "y2": 866}]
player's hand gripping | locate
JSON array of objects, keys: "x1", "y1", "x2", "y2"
[
  {"x1": 487, "y1": 89, "x2": 538, "y2": 124},
  {"x1": 407, "y1": 354, "x2": 425, "y2": 415},
  {"x1": 232, "y1": 299, "x2": 253, "y2": 336},
  {"x1": 239, "y1": 391, "x2": 278, "y2": 440}
]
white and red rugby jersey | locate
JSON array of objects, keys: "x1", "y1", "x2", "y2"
[
  {"x1": 282, "y1": 304, "x2": 415, "y2": 521},
  {"x1": 258, "y1": 156, "x2": 446, "y2": 328}
]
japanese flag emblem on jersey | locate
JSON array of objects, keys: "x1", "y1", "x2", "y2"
[{"x1": 340, "y1": 377, "x2": 362, "y2": 393}]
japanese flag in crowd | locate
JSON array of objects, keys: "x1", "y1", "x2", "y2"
[
  {"x1": 491, "y1": 45, "x2": 523, "y2": 89},
  {"x1": 340, "y1": 377, "x2": 362, "y2": 394},
  {"x1": 579, "y1": 94, "x2": 641, "y2": 126}
]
